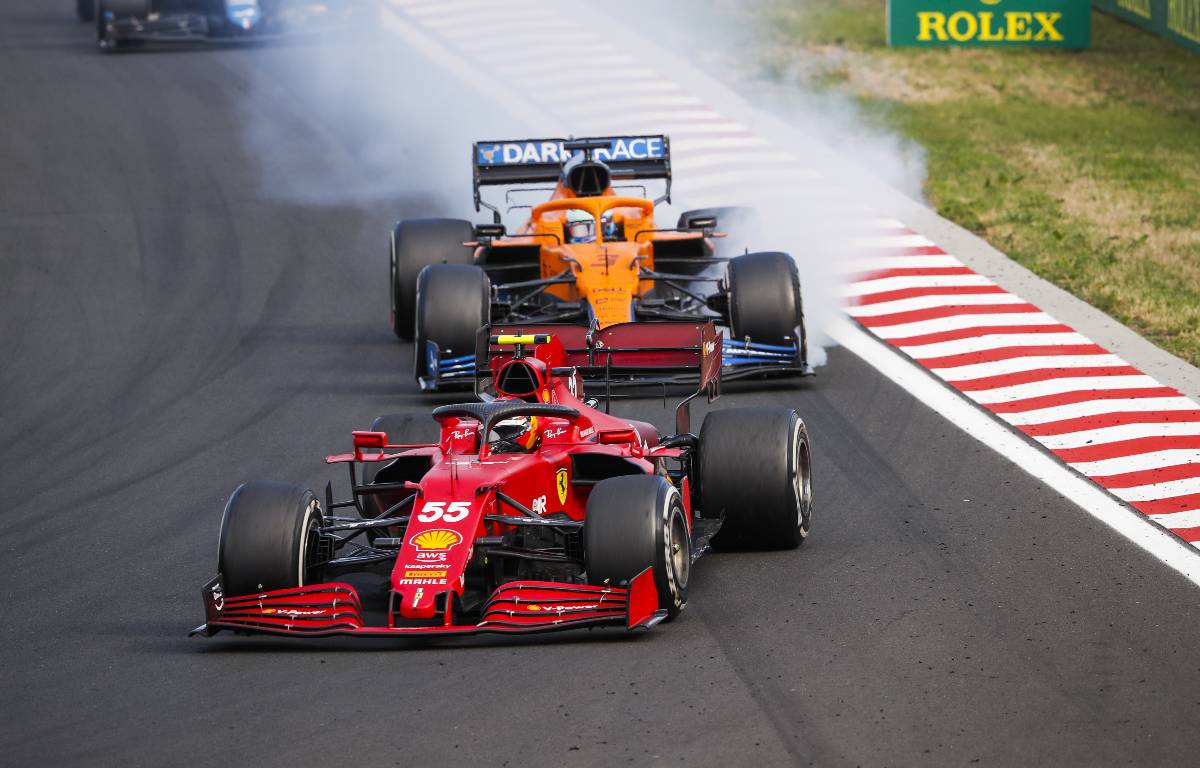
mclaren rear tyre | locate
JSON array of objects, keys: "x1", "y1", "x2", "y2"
[
  {"x1": 218, "y1": 481, "x2": 325, "y2": 596},
  {"x1": 78, "y1": 0, "x2": 95, "y2": 22},
  {"x1": 586, "y1": 475, "x2": 690, "y2": 620},
  {"x1": 699, "y1": 407, "x2": 812, "y2": 550},
  {"x1": 391, "y1": 218, "x2": 475, "y2": 340},
  {"x1": 727, "y1": 251, "x2": 805, "y2": 346},
  {"x1": 413, "y1": 263, "x2": 490, "y2": 385}
]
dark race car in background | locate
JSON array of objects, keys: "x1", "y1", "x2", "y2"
[
  {"x1": 79, "y1": 0, "x2": 359, "y2": 50},
  {"x1": 192, "y1": 333, "x2": 815, "y2": 641}
]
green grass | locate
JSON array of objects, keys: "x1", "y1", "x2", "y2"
[{"x1": 746, "y1": 1, "x2": 1200, "y2": 366}]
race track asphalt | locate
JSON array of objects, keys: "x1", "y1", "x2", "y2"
[{"x1": 1, "y1": 5, "x2": 1199, "y2": 766}]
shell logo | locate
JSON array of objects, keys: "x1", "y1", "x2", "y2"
[{"x1": 411, "y1": 528, "x2": 463, "y2": 552}]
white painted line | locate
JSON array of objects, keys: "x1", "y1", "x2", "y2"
[
  {"x1": 873, "y1": 312, "x2": 1061, "y2": 340},
  {"x1": 558, "y1": 81, "x2": 686, "y2": 102},
  {"x1": 561, "y1": 94, "x2": 709, "y2": 115},
  {"x1": 496, "y1": 56, "x2": 637, "y2": 76},
  {"x1": 670, "y1": 136, "x2": 771, "y2": 152},
  {"x1": 934, "y1": 354, "x2": 1129, "y2": 382},
  {"x1": 868, "y1": 217, "x2": 910, "y2": 229},
  {"x1": 434, "y1": 19, "x2": 579, "y2": 39},
  {"x1": 677, "y1": 167, "x2": 821, "y2": 193},
  {"x1": 1150, "y1": 508, "x2": 1200, "y2": 528},
  {"x1": 595, "y1": 109, "x2": 731, "y2": 125},
  {"x1": 836, "y1": 255, "x2": 965, "y2": 273},
  {"x1": 671, "y1": 151, "x2": 800, "y2": 172},
  {"x1": 1038, "y1": 421, "x2": 1200, "y2": 450},
  {"x1": 847, "y1": 292, "x2": 1028, "y2": 318},
  {"x1": 851, "y1": 234, "x2": 937, "y2": 249},
  {"x1": 827, "y1": 316, "x2": 1200, "y2": 587},
  {"x1": 969, "y1": 375, "x2": 1165, "y2": 405},
  {"x1": 1000, "y1": 397, "x2": 1200, "y2": 426},
  {"x1": 519, "y1": 69, "x2": 663, "y2": 89},
  {"x1": 844, "y1": 274, "x2": 995, "y2": 298},
  {"x1": 1114, "y1": 477, "x2": 1200, "y2": 502},
  {"x1": 897, "y1": 332, "x2": 1092, "y2": 359},
  {"x1": 1071, "y1": 450, "x2": 1200, "y2": 476}
]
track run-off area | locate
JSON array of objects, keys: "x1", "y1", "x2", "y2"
[{"x1": 2, "y1": 2, "x2": 1199, "y2": 766}]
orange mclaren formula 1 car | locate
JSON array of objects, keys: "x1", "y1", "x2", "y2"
[{"x1": 388, "y1": 135, "x2": 812, "y2": 391}]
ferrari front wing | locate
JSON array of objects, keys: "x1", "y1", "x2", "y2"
[{"x1": 191, "y1": 569, "x2": 665, "y2": 639}]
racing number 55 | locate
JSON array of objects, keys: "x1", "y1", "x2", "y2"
[{"x1": 417, "y1": 501, "x2": 471, "y2": 523}]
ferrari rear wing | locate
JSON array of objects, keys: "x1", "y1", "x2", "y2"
[
  {"x1": 477, "y1": 322, "x2": 721, "y2": 391},
  {"x1": 472, "y1": 135, "x2": 671, "y2": 211}
]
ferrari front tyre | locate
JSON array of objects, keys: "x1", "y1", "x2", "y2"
[
  {"x1": 585, "y1": 475, "x2": 690, "y2": 620},
  {"x1": 390, "y1": 218, "x2": 475, "y2": 339},
  {"x1": 218, "y1": 481, "x2": 325, "y2": 596},
  {"x1": 727, "y1": 251, "x2": 804, "y2": 346},
  {"x1": 413, "y1": 263, "x2": 490, "y2": 384},
  {"x1": 699, "y1": 407, "x2": 812, "y2": 550}
]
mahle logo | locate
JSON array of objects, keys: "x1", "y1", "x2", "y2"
[{"x1": 889, "y1": 0, "x2": 1091, "y2": 48}]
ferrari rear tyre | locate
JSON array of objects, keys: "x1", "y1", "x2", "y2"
[
  {"x1": 391, "y1": 218, "x2": 475, "y2": 339},
  {"x1": 413, "y1": 263, "x2": 490, "y2": 384},
  {"x1": 727, "y1": 251, "x2": 804, "y2": 346},
  {"x1": 700, "y1": 407, "x2": 812, "y2": 550},
  {"x1": 585, "y1": 475, "x2": 689, "y2": 620},
  {"x1": 78, "y1": 0, "x2": 95, "y2": 22},
  {"x1": 218, "y1": 481, "x2": 325, "y2": 596}
]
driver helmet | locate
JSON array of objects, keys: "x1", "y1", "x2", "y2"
[
  {"x1": 565, "y1": 209, "x2": 595, "y2": 244},
  {"x1": 490, "y1": 415, "x2": 540, "y2": 453}
]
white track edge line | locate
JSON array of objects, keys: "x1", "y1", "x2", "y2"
[{"x1": 827, "y1": 316, "x2": 1200, "y2": 586}]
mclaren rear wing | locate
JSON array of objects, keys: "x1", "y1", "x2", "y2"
[{"x1": 472, "y1": 135, "x2": 671, "y2": 213}]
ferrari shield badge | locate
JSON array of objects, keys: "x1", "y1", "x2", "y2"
[{"x1": 556, "y1": 467, "x2": 569, "y2": 505}]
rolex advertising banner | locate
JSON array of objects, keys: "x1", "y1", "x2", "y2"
[
  {"x1": 888, "y1": 0, "x2": 1092, "y2": 48},
  {"x1": 1093, "y1": 0, "x2": 1200, "y2": 54}
]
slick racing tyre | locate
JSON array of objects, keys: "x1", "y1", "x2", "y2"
[
  {"x1": 413, "y1": 263, "x2": 490, "y2": 384},
  {"x1": 391, "y1": 218, "x2": 475, "y2": 339},
  {"x1": 727, "y1": 251, "x2": 804, "y2": 346},
  {"x1": 78, "y1": 0, "x2": 95, "y2": 22},
  {"x1": 218, "y1": 481, "x2": 325, "y2": 595},
  {"x1": 586, "y1": 475, "x2": 690, "y2": 620},
  {"x1": 700, "y1": 407, "x2": 812, "y2": 550}
]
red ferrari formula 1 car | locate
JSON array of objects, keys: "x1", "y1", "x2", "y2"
[{"x1": 192, "y1": 331, "x2": 813, "y2": 640}]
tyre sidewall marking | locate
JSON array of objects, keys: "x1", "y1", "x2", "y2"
[
  {"x1": 660, "y1": 484, "x2": 686, "y2": 610},
  {"x1": 297, "y1": 496, "x2": 320, "y2": 588}
]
